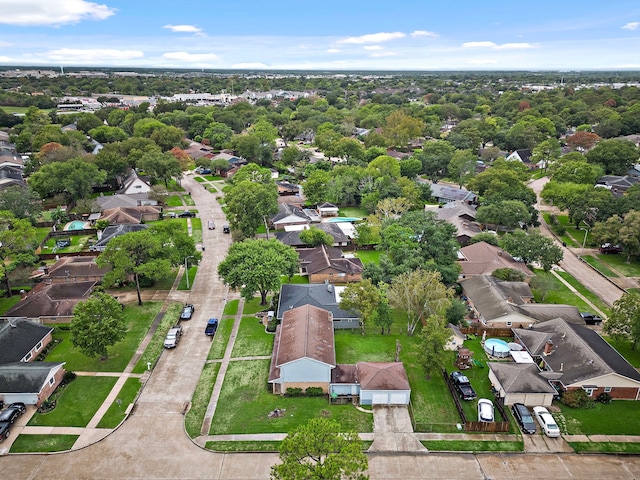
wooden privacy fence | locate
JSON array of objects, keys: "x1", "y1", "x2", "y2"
[
  {"x1": 460, "y1": 325, "x2": 514, "y2": 338},
  {"x1": 464, "y1": 421, "x2": 510, "y2": 432}
]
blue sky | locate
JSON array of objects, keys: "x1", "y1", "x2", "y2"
[{"x1": 1, "y1": 0, "x2": 640, "y2": 70}]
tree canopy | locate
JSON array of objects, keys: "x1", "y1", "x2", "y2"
[{"x1": 71, "y1": 292, "x2": 126, "y2": 360}]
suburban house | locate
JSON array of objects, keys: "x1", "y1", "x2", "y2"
[
  {"x1": 505, "y1": 149, "x2": 540, "y2": 169},
  {"x1": 270, "y1": 204, "x2": 314, "y2": 230},
  {"x1": 90, "y1": 224, "x2": 149, "y2": 251},
  {"x1": 488, "y1": 362, "x2": 558, "y2": 407},
  {"x1": 277, "y1": 283, "x2": 359, "y2": 329},
  {"x1": 317, "y1": 202, "x2": 339, "y2": 217},
  {"x1": 275, "y1": 180, "x2": 300, "y2": 196},
  {"x1": 268, "y1": 304, "x2": 411, "y2": 405},
  {"x1": 37, "y1": 256, "x2": 110, "y2": 284},
  {"x1": 95, "y1": 193, "x2": 158, "y2": 209},
  {"x1": 98, "y1": 207, "x2": 161, "y2": 226},
  {"x1": 4, "y1": 281, "x2": 96, "y2": 322},
  {"x1": 296, "y1": 245, "x2": 364, "y2": 283},
  {"x1": 458, "y1": 241, "x2": 533, "y2": 278},
  {"x1": 596, "y1": 175, "x2": 640, "y2": 197},
  {"x1": 431, "y1": 201, "x2": 481, "y2": 245},
  {"x1": 0, "y1": 318, "x2": 54, "y2": 364},
  {"x1": 119, "y1": 169, "x2": 152, "y2": 194},
  {"x1": 184, "y1": 141, "x2": 215, "y2": 162},
  {"x1": 427, "y1": 182, "x2": 478, "y2": 204},
  {"x1": 0, "y1": 165, "x2": 27, "y2": 190},
  {"x1": 0, "y1": 362, "x2": 66, "y2": 406},
  {"x1": 276, "y1": 223, "x2": 352, "y2": 248}
]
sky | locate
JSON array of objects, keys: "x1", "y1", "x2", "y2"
[{"x1": 1, "y1": 0, "x2": 640, "y2": 70}]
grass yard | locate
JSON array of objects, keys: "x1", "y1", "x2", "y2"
[
  {"x1": 421, "y1": 440, "x2": 524, "y2": 452},
  {"x1": 194, "y1": 176, "x2": 206, "y2": 183},
  {"x1": 177, "y1": 266, "x2": 198, "y2": 290},
  {"x1": 568, "y1": 442, "x2": 640, "y2": 454},
  {"x1": 243, "y1": 296, "x2": 272, "y2": 315},
  {"x1": 206, "y1": 440, "x2": 281, "y2": 452},
  {"x1": 596, "y1": 253, "x2": 640, "y2": 277},
  {"x1": 35, "y1": 226, "x2": 52, "y2": 244},
  {"x1": 0, "y1": 295, "x2": 21, "y2": 315},
  {"x1": 530, "y1": 270, "x2": 591, "y2": 311},
  {"x1": 45, "y1": 303, "x2": 163, "y2": 372},
  {"x1": 165, "y1": 195, "x2": 184, "y2": 207},
  {"x1": 183, "y1": 195, "x2": 196, "y2": 206},
  {"x1": 43, "y1": 234, "x2": 95, "y2": 253},
  {"x1": 1, "y1": 105, "x2": 52, "y2": 114},
  {"x1": 185, "y1": 362, "x2": 220, "y2": 438},
  {"x1": 554, "y1": 270, "x2": 611, "y2": 317},
  {"x1": 581, "y1": 256, "x2": 619, "y2": 277},
  {"x1": 354, "y1": 249, "x2": 382, "y2": 265},
  {"x1": 28, "y1": 376, "x2": 117, "y2": 427},
  {"x1": 604, "y1": 337, "x2": 640, "y2": 367},
  {"x1": 231, "y1": 316, "x2": 275, "y2": 357},
  {"x1": 208, "y1": 318, "x2": 234, "y2": 360},
  {"x1": 280, "y1": 274, "x2": 309, "y2": 284},
  {"x1": 338, "y1": 207, "x2": 367, "y2": 218},
  {"x1": 223, "y1": 299, "x2": 239, "y2": 316},
  {"x1": 210, "y1": 360, "x2": 373, "y2": 435},
  {"x1": 558, "y1": 401, "x2": 640, "y2": 435},
  {"x1": 96, "y1": 377, "x2": 142, "y2": 428},
  {"x1": 203, "y1": 175, "x2": 223, "y2": 181},
  {"x1": 132, "y1": 302, "x2": 182, "y2": 373},
  {"x1": 10, "y1": 434, "x2": 79, "y2": 453},
  {"x1": 191, "y1": 218, "x2": 203, "y2": 243},
  {"x1": 206, "y1": 185, "x2": 218, "y2": 193}
]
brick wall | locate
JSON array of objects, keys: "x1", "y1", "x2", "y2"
[{"x1": 36, "y1": 367, "x2": 66, "y2": 407}]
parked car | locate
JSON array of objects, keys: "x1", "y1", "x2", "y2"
[
  {"x1": 599, "y1": 243, "x2": 622, "y2": 254},
  {"x1": 178, "y1": 211, "x2": 196, "y2": 218},
  {"x1": 533, "y1": 406, "x2": 561, "y2": 437},
  {"x1": 0, "y1": 403, "x2": 26, "y2": 424},
  {"x1": 205, "y1": 318, "x2": 219, "y2": 336},
  {"x1": 180, "y1": 304, "x2": 195, "y2": 320},
  {"x1": 477, "y1": 398, "x2": 494, "y2": 422},
  {"x1": 208, "y1": 220, "x2": 215, "y2": 230},
  {"x1": 511, "y1": 403, "x2": 536, "y2": 434},
  {"x1": 0, "y1": 422, "x2": 10, "y2": 441},
  {"x1": 450, "y1": 371, "x2": 477, "y2": 400},
  {"x1": 222, "y1": 225, "x2": 230, "y2": 234},
  {"x1": 164, "y1": 325, "x2": 183, "y2": 348},
  {"x1": 580, "y1": 312, "x2": 603, "y2": 325}
]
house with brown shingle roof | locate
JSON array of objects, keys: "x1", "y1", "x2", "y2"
[
  {"x1": 99, "y1": 206, "x2": 161, "y2": 225},
  {"x1": 4, "y1": 281, "x2": 95, "y2": 322},
  {"x1": 458, "y1": 241, "x2": 533, "y2": 278},
  {"x1": 40, "y1": 256, "x2": 110, "y2": 284},
  {"x1": 296, "y1": 245, "x2": 363, "y2": 283}
]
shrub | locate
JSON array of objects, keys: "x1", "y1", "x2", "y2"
[
  {"x1": 549, "y1": 214, "x2": 558, "y2": 225},
  {"x1": 561, "y1": 388, "x2": 593, "y2": 408},
  {"x1": 63, "y1": 371, "x2": 77, "y2": 384},
  {"x1": 305, "y1": 387, "x2": 324, "y2": 397},
  {"x1": 285, "y1": 387, "x2": 303, "y2": 397},
  {"x1": 596, "y1": 392, "x2": 612, "y2": 404},
  {"x1": 555, "y1": 224, "x2": 566, "y2": 236}
]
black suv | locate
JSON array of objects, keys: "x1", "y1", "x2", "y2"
[
  {"x1": 0, "y1": 421, "x2": 10, "y2": 441},
  {"x1": 511, "y1": 403, "x2": 536, "y2": 434},
  {"x1": 580, "y1": 312, "x2": 603, "y2": 325},
  {"x1": 178, "y1": 211, "x2": 196, "y2": 218}
]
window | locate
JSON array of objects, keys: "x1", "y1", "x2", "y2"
[
  {"x1": 583, "y1": 387, "x2": 595, "y2": 397},
  {"x1": 36, "y1": 341, "x2": 43, "y2": 351},
  {"x1": 604, "y1": 387, "x2": 612, "y2": 393},
  {"x1": 24, "y1": 352, "x2": 32, "y2": 361},
  {"x1": 506, "y1": 322, "x2": 512, "y2": 327},
  {"x1": 338, "y1": 273, "x2": 346, "y2": 277},
  {"x1": 49, "y1": 377, "x2": 55, "y2": 386}
]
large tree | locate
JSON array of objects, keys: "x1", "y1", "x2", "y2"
[
  {"x1": 271, "y1": 418, "x2": 368, "y2": 480},
  {"x1": 591, "y1": 210, "x2": 640, "y2": 263},
  {"x1": 387, "y1": 269, "x2": 452, "y2": 336},
  {"x1": 499, "y1": 229, "x2": 563, "y2": 271},
  {"x1": 0, "y1": 186, "x2": 42, "y2": 221},
  {"x1": 339, "y1": 279, "x2": 381, "y2": 335},
  {"x1": 225, "y1": 180, "x2": 278, "y2": 240},
  {"x1": 382, "y1": 110, "x2": 424, "y2": 149},
  {"x1": 415, "y1": 140, "x2": 455, "y2": 184},
  {"x1": 138, "y1": 151, "x2": 181, "y2": 187},
  {"x1": 218, "y1": 239, "x2": 298, "y2": 305},
  {"x1": 71, "y1": 292, "x2": 126, "y2": 360},
  {"x1": 0, "y1": 211, "x2": 38, "y2": 296},
  {"x1": 28, "y1": 158, "x2": 107, "y2": 201},
  {"x1": 419, "y1": 315, "x2": 452, "y2": 378},
  {"x1": 586, "y1": 139, "x2": 639, "y2": 175},
  {"x1": 604, "y1": 292, "x2": 640, "y2": 351}
]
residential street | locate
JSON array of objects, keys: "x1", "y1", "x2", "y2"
[{"x1": 3, "y1": 174, "x2": 640, "y2": 478}]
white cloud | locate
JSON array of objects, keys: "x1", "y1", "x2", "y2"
[
  {"x1": 466, "y1": 59, "x2": 497, "y2": 65},
  {"x1": 617, "y1": 63, "x2": 640, "y2": 68},
  {"x1": 0, "y1": 41, "x2": 13, "y2": 47},
  {"x1": 162, "y1": 52, "x2": 218, "y2": 62},
  {"x1": 0, "y1": 0, "x2": 116, "y2": 26},
  {"x1": 232, "y1": 62, "x2": 268, "y2": 69},
  {"x1": 622, "y1": 22, "x2": 639, "y2": 30},
  {"x1": 462, "y1": 41, "x2": 497, "y2": 48},
  {"x1": 410, "y1": 30, "x2": 438, "y2": 38},
  {"x1": 327, "y1": 48, "x2": 341, "y2": 53},
  {"x1": 163, "y1": 24, "x2": 202, "y2": 34},
  {"x1": 0, "y1": 56, "x2": 12, "y2": 62},
  {"x1": 364, "y1": 45, "x2": 383, "y2": 50},
  {"x1": 338, "y1": 32, "x2": 405, "y2": 44},
  {"x1": 45, "y1": 48, "x2": 143, "y2": 62},
  {"x1": 370, "y1": 52, "x2": 396, "y2": 58}
]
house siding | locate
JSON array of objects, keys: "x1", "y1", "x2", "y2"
[
  {"x1": 279, "y1": 358, "x2": 332, "y2": 391},
  {"x1": 565, "y1": 385, "x2": 640, "y2": 400},
  {"x1": 309, "y1": 271, "x2": 362, "y2": 284},
  {"x1": 21, "y1": 330, "x2": 53, "y2": 362},
  {"x1": 36, "y1": 366, "x2": 65, "y2": 406}
]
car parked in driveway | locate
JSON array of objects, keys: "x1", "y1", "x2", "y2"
[
  {"x1": 477, "y1": 398, "x2": 494, "y2": 422},
  {"x1": 208, "y1": 220, "x2": 215, "y2": 230},
  {"x1": 164, "y1": 325, "x2": 183, "y2": 348},
  {"x1": 0, "y1": 421, "x2": 10, "y2": 441},
  {"x1": 180, "y1": 304, "x2": 195, "y2": 320},
  {"x1": 450, "y1": 371, "x2": 477, "y2": 400},
  {"x1": 511, "y1": 403, "x2": 536, "y2": 434},
  {"x1": 0, "y1": 403, "x2": 26, "y2": 423},
  {"x1": 178, "y1": 211, "x2": 196, "y2": 218},
  {"x1": 533, "y1": 406, "x2": 561, "y2": 437}
]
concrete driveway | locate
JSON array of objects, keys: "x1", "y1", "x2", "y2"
[{"x1": 369, "y1": 406, "x2": 427, "y2": 453}]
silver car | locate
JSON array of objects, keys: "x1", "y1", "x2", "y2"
[{"x1": 164, "y1": 326, "x2": 183, "y2": 349}]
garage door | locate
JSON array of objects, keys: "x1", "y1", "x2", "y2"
[
  {"x1": 390, "y1": 393, "x2": 408, "y2": 405},
  {"x1": 372, "y1": 393, "x2": 389, "y2": 405}
]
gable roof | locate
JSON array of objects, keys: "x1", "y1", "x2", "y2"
[
  {"x1": 96, "y1": 193, "x2": 157, "y2": 210},
  {"x1": 513, "y1": 318, "x2": 640, "y2": 385},
  {"x1": 119, "y1": 169, "x2": 151, "y2": 193},
  {"x1": 357, "y1": 362, "x2": 410, "y2": 391},
  {"x1": 44, "y1": 256, "x2": 110, "y2": 280},
  {"x1": 458, "y1": 241, "x2": 533, "y2": 277},
  {"x1": 428, "y1": 183, "x2": 477, "y2": 203},
  {"x1": 488, "y1": 363, "x2": 557, "y2": 394},
  {"x1": 271, "y1": 203, "x2": 312, "y2": 224},
  {"x1": 0, "y1": 362, "x2": 65, "y2": 393},
  {"x1": 276, "y1": 223, "x2": 350, "y2": 247},
  {"x1": 277, "y1": 283, "x2": 358, "y2": 321},
  {"x1": 5, "y1": 281, "x2": 96, "y2": 320},
  {"x1": 514, "y1": 304, "x2": 583, "y2": 324},
  {"x1": 297, "y1": 245, "x2": 363, "y2": 275},
  {"x1": 0, "y1": 319, "x2": 53, "y2": 364},
  {"x1": 460, "y1": 275, "x2": 533, "y2": 321},
  {"x1": 99, "y1": 206, "x2": 161, "y2": 225},
  {"x1": 90, "y1": 223, "x2": 149, "y2": 251}
]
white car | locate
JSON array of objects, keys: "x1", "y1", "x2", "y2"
[
  {"x1": 533, "y1": 406, "x2": 561, "y2": 438},
  {"x1": 477, "y1": 398, "x2": 494, "y2": 422},
  {"x1": 163, "y1": 326, "x2": 183, "y2": 349}
]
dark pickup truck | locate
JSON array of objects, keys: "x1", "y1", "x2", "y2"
[
  {"x1": 205, "y1": 318, "x2": 219, "y2": 336},
  {"x1": 450, "y1": 371, "x2": 477, "y2": 400}
]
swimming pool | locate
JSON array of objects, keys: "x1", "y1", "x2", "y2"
[
  {"x1": 66, "y1": 221, "x2": 88, "y2": 230},
  {"x1": 483, "y1": 338, "x2": 511, "y2": 358},
  {"x1": 326, "y1": 217, "x2": 361, "y2": 222}
]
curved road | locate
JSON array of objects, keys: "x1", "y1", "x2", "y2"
[{"x1": 3, "y1": 175, "x2": 640, "y2": 478}]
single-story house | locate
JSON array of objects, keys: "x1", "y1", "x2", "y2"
[
  {"x1": 38, "y1": 256, "x2": 110, "y2": 284},
  {"x1": 184, "y1": 141, "x2": 215, "y2": 161},
  {"x1": 277, "y1": 283, "x2": 359, "y2": 329},
  {"x1": 296, "y1": 245, "x2": 363, "y2": 283},
  {"x1": 506, "y1": 149, "x2": 542, "y2": 170},
  {"x1": 432, "y1": 201, "x2": 481, "y2": 245},
  {"x1": 270, "y1": 204, "x2": 313, "y2": 230},
  {"x1": 276, "y1": 223, "x2": 351, "y2": 248},
  {"x1": 275, "y1": 180, "x2": 300, "y2": 196},
  {"x1": 427, "y1": 182, "x2": 478, "y2": 204},
  {"x1": 0, "y1": 362, "x2": 66, "y2": 406},
  {"x1": 4, "y1": 281, "x2": 96, "y2": 322},
  {"x1": 0, "y1": 165, "x2": 26, "y2": 190},
  {"x1": 317, "y1": 202, "x2": 339, "y2": 217},
  {"x1": 330, "y1": 362, "x2": 411, "y2": 405},
  {"x1": 512, "y1": 318, "x2": 640, "y2": 400},
  {"x1": 95, "y1": 193, "x2": 158, "y2": 210},
  {"x1": 0, "y1": 318, "x2": 54, "y2": 364},
  {"x1": 90, "y1": 224, "x2": 149, "y2": 252},
  {"x1": 268, "y1": 304, "x2": 335, "y2": 394},
  {"x1": 99, "y1": 206, "x2": 161, "y2": 225},
  {"x1": 596, "y1": 175, "x2": 640, "y2": 197},
  {"x1": 488, "y1": 362, "x2": 557, "y2": 406},
  {"x1": 458, "y1": 241, "x2": 533, "y2": 278}
]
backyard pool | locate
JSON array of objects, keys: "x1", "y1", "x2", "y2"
[
  {"x1": 483, "y1": 338, "x2": 511, "y2": 358},
  {"x1": 65, "y1": 221, "x2": 89, "y2": 230}
]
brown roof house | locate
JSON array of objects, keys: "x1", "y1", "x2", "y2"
[
  {"x1": 0, "y1": 362, "x2": 66, "y2": 406},
  {"x1": 458, "y1": 241, "x2": 533, "y2": 278},
  {"x1": 276, "y1": 223, "x2": 351, "y2": 248},
  {"x1": 4, "y1": 281, "x2": 96, "y2": 322},
  {"x1": 432, "y1": 201, "x2": 481, "y2": 245},
  {"x1": 270, "y1": 203, "x2": 313, "y2": 230},
  {"x1": 296, "y1": 245, "x2": 363, "y2": 283},
  {"x1": 39, "y1": 256, "x2": 110, "y2": 284},
  {"x1": 0, "y1": 318, "x2": 54, "y2": 364},
  {"x1": 99, "y1": 206, "x2": 161, "y2": 225}
]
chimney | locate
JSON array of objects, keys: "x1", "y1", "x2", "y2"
[{"x1": 543, "y1": 340, "x2": 553, "y2": 355}]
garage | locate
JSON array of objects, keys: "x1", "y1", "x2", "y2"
[{"x1": 358, "y1": 362, "x2": 411, "y2": 406}]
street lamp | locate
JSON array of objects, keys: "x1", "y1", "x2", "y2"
[
  {"x1": 184, "y1": 255, "x2": 195, "y2": 289},
  {"x1": 580, "y1": 228, "x2": 589, "y2": 256}
]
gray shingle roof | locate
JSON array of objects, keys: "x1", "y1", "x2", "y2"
[
  {"x1": 488, "y1": 363, "x2": 557, "y2": 394},
  {"x1": 0, "y1": 362, "x2": 65, "y2": 393},
  {"x1": 0, "y1": 319, "x2": 53, "y2": 364},
  {"x1": 277, "y1": 284, "x2": 358, "y2": 322}
]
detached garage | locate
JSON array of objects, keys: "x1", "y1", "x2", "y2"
[
  {"x1": 488, "y1": 363, "x2": 556, "y2": 407},
  {"x1": 358, "y1": 362, "x2": 411, "y2": 406}
]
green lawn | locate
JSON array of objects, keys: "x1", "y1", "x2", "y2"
[
  {"x1": 191, "y1": 218, "x2": 203, "y2": 243},
  {"x1": 96, "y1": 377, "x2": 142, "y2": 428},
  {"x1": 581, "y1": 256, "x2": 619, "y2": 277},
  {"x1": 596, "y1": 253, "x2": 640, "y2": 277},
  {"x1": 223, "y1": 299, "x2": 239, "y2": 316},
  {"x1": 338, "y1": 207, "x2": 367, "y2": 218},
  {"x1": 530, "y1": 270, "x2": 591, "y2": 311},
  {"x1": 165, "y1": 195, "x2": 184, "y2": 207},
  {"x1": 185, "y1": 362, "x2": 220, "y2": 438},
  {"x1": 208, "y1": 318, "x2": 234, "y2": 360},
  {"x1": 354, "y1": 250, "x2": 382, "y2": 265},
  {"x1": 177, "y1": 266, "x2": 198, "y2": 290},
  {"x1": 132, "y1": 302, "x2": 182, "y2": 373},
  {"x1": 243, "y1": 296, "x2": 271, "y2": 314},
  {"x1": 194, "y1": 177, "x2": 206, "y2": 183},
  {"x1": 568, "y1": 442, "x2": 640, "y2": 454},
  {"x1": 35, "y1": 226, "x2": 52, "y2": 244},
  {"x1": 45, "y1": 303, "x2": 163, "y2": 372},
  {"x1": 422, "y1": 440, "x2": 523, "y2": 452},
  {"x1": 558, "y1": 401, "x2": 640, "y2": 435},
  {"x1": 183, "y1": 194, "x2": 196, "y2": 206},
  {"x1": 210, "y1": 360, "x2": 373, "y2": 435},
  {"x1": 43, "y1": 234, "x2": 95, "y2": 253},
  {"x1": 554, "y1": 270, "x2": 611, "y2": 317},
  {"x1": 0, "y1": 295, "x2": 21, "y2": 315},
  {"x1": 1, "y1": 105, "x2": 52, "y2": 114},
  {"x1": 205, "y1": 440, "x2": 281, "y2": 452},
  {"x1": 28, "y1": 376, "x2": 117, "y2": 427},
  {"x1": 604, "y1": 337, "x2": 640, "y2": 367},
  {"x1": 10, "y1": 434, "x2": 79, "y2": 453},
  {"x1": 281, "y1": 275, "x2": 310, "y2": 284},
  {"x1": 231, "y1": 317, "x2": 275, "y2": 357}
]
